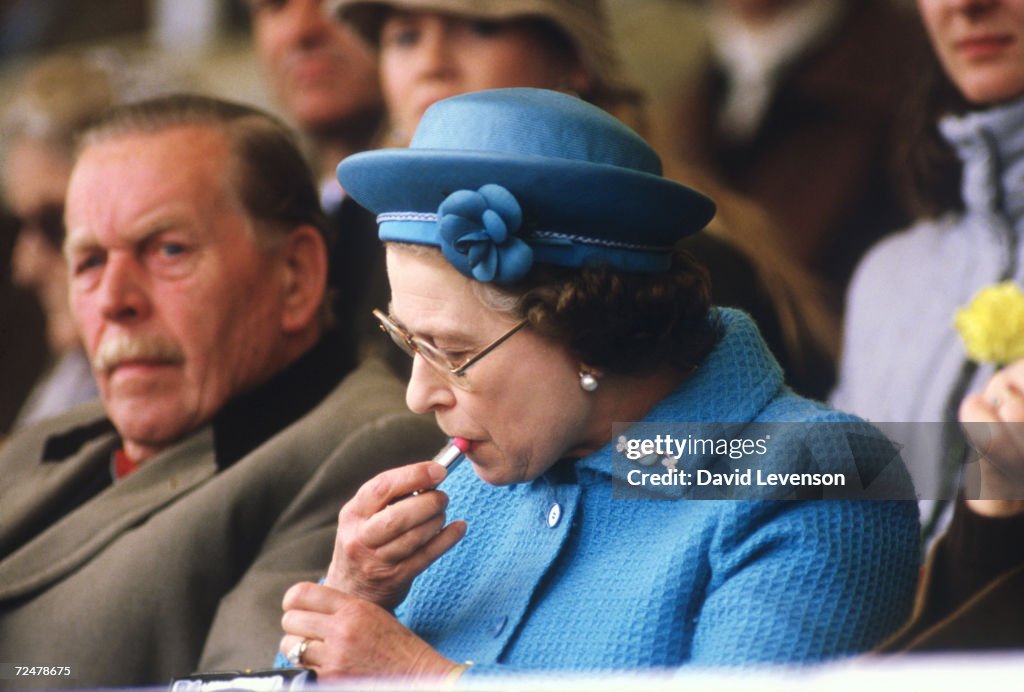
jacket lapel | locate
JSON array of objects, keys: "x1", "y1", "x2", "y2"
[
  {"x1": 0, "y1": 429, "x2": 116, "y2": 558},
  {"x1": 0, "y1": 427, "x2": 217, "y2": 601}
]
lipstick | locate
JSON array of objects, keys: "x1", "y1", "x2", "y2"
[
  {"x1": 408, "y1": 437, "x2": 470, "y2": 497},
  {"x1": 432, "y1": 436, "x2": 471, "y2": 471}
]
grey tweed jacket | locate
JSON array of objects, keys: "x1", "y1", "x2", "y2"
[{"x1": 0, "y1": 356, "x2": 443, "y2": 687}]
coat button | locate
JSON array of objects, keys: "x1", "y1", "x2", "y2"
[{"x1": 547, "y1": 503, "x2": 562, "y2": 528}]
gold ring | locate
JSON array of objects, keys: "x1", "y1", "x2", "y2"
[{"x1": 286, "y1": 637, "x2": 311, "y2": 666}]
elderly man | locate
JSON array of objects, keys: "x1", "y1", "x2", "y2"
[
  {"x1": 0, "y1": 94, "x2": 443, "y2": 687},
  {"x1": 247, "y1": 0, "x2": 390, "y2": 359}
]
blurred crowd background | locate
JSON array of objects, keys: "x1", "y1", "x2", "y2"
[
  {"x1": 0, "y1": 0, "x2": 922, "y2": 433},
  {"x1": 0, "y1": 0, "x2": 708, "y2": 143}
]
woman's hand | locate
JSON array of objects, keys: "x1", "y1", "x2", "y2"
[
  {"x1": 279, "y1": 582, "x2": 462, "y2": 681},
  {"x1": 324, "y1": 461, "x2": 467, "y2": 610},
  {"x1": 960, "y1": 359, "x2": 1024, "y2": 517}
]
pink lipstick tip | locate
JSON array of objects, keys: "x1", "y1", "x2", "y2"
[{"x1": 451, "y1": 437, "x2": 470, "y2": 453}]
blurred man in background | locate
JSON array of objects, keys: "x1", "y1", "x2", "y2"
[{"x1": 247, "y1": 0, "x2": 390, "y2": 359}]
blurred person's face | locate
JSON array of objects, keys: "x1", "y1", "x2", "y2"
[
  {"x1": 250, "y1": 0, "x2": 381, "y2": 135},
  {"x1": 918, "y1": 0, "x2": 1024, "y2": 104},
  {"x1": 380, "y1": 11, "x2": 590, "y2": 142},
  {"x1": 65, "y1": 125, "x2": 304, "y2": 462},
  {"x1": 2, "y1": 136, "x2": 78, "y2": 350}
]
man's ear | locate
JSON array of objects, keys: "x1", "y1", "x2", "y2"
[{"x1": 279, "y1": 224, "x2": 328, "y2": 334}]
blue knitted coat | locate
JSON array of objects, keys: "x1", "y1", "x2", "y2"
[{"x1": 397, "y1": 309, "x2": 920, "y2": 677}]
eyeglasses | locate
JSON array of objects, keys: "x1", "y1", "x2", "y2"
[
  {"x1": 10, "y1": 203, "x2": 65, "y2": 250},
  {"x1": 373, "y1": 308, "x2": 527, "y2": 390}
]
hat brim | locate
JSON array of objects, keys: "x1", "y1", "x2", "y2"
[{"x1": 338, "y1": 148, "x2": 716, "y2": 249}]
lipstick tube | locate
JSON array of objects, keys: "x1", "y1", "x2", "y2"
[
  {"x1": 409, "y1": 437, "x2": 470, "y2": 497},
  {"x1": 432, "y1": 436, "x2": 470, "y2": 471}
]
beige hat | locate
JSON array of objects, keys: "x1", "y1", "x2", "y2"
[{"x1": 328, "y1": 0, "x2": 637, "y2": 109}]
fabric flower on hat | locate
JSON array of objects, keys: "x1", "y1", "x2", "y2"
[
  {"x1": 954, "y1": 281, "x2": 1024, "y2": 365},
  {"x1": 438, "y1": 184, "x2": 533, "y2": 284}
]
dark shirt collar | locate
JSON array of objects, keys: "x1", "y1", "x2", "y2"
[{"x1": 211, "y1": 328, "x2": 356, "y2": 469}]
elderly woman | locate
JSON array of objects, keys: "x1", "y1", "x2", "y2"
[
  {"x1": 278, "y1": 88, "x2": 919, "y2": 682},
  {"x1": 331, "y1": 0, "x2": 839, "y2": 399}
]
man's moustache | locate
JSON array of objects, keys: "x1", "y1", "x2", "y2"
[{"x1": 92, "y1": 334, "x2": 185, "y2": 373}]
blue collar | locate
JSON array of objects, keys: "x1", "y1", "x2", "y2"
[{"x1": 575, "y1": 308, "x2": 783, "y2": 489}]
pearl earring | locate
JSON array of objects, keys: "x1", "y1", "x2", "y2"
[{"x1": 579, "y1": 371, "x2": 599, "y2": 392}]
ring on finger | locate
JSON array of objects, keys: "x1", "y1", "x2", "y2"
[{"x1": 286, "y1": 637, "x2": 312, "y2": 666}]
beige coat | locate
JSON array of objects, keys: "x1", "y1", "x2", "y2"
[{"x1": 0, "y1": 357, "x2": 444, "y2": 687}]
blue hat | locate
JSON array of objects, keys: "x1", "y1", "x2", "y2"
[{"x1": 338, "y1": 88, "x2": 715, "y2": 284}]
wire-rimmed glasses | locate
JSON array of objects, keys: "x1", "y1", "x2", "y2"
[{"x1": 373, "y1": 308, "x2": 527, "y2": 390}]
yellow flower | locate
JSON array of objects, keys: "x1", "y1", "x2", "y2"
[{"x1": 955, "y1": 281, "x2": 1024, "y2": 365}]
